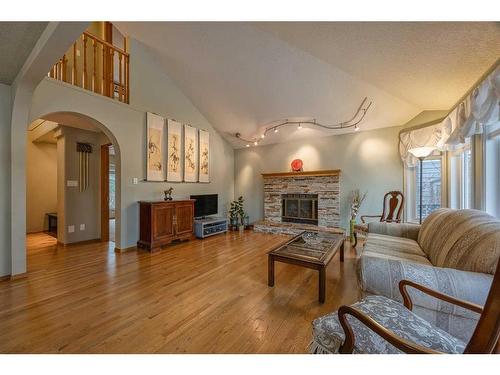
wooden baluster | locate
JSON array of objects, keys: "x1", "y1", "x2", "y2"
[
  {"x1": 62, "y1": 54, "x2": 67, "y2": 82},
  {"x1": 82, "y1": 34, "x2": 88, "y2": 90},
  {"x1": 125, "y1": 55, "x2": 130, "y2": 104},
  {"x1": 102, "y1": 44, "x2": 106, "y2": 96},
  {"x1": 57, "y1": 59, "x2": 62, "y2": 80},
  {"x1": 110, "y1": 49, "x2": 115, "y2": 99},
  {"x1": 118, "y1": 53, "x2": 123, "y2": 102},
  {"x1": 72, "y1": 42, "x2": 77, "y2": 86},
  {"x1": 92, "y1": 38, "x2": 97, "y2": 93}
]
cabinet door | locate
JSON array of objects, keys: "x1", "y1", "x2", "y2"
[
  {"x1": 175, "y1": 203, "x2": 194, "y2": 235},
  {"x1": 152, "y1": 204, "x2": 175, "y2": 241}
]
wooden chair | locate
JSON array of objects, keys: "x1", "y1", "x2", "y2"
[
  {"x1": 337, "y1": 260, "x2": 500, "y2": 354},
  {"x1": 353, "y1": 191, "x2": 404, "y2": 247}
]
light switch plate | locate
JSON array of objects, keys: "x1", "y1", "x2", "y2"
[
  {"x1": 80, "y1": 224, "x2": 85, "y2": 231},
  {"x1": 68, "y1": 225, "x2": 75, "y2": 233},
  {"x1": 133, "y1": 178, "x2": 138, "y2": 185},
  {"x1": 67, "y1": 180, "x2": 78, "y2": 187}
]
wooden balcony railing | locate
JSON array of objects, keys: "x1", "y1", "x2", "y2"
[{"x1": 49, "y1": 31, "x2": 129, "y2": 104}]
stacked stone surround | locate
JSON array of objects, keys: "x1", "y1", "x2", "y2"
[{"x1": 255, "y1": 171, "x2": 341, "y2": 234}]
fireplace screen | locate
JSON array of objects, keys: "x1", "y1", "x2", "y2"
[{"x1": 282, "y1": 194, "x2": 318, "y2": 225}]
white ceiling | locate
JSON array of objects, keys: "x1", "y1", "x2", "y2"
[
  {"x1": 257, "y1": 22, "x2": 500, "y2": 110},
  {"x1": 115, "y1": 22, "x2": 499, "y2": 148},
  {"x1": 0, "y1": 22, "x2": 48, "y2": 85}
]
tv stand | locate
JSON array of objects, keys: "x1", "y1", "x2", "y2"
[{"x1": 194, "y1": 217, "x2": 228, "y2": 239}]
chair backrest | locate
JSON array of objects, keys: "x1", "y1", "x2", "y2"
[
  {"x1": 464, "y1": 259, "x2": 500, "y2": 353},
  {"x1": 380, "y1": 191, "x2": 404, "y2": 223},
  {"x1": 417, "y1": 208, "x2": 500, "y2": 274}
]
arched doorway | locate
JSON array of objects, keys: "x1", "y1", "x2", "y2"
[{"x1": 24, "y1": 111, "x2": 122, "y2": 269}]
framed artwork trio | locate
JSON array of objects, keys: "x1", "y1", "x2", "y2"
[{"x1": 146, "y1": 112, "x2": 210, "y2": 183}]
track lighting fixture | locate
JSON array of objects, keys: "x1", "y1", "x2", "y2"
[{"x1": 234, "y1": 97, "x2": 371, "y2": 147}]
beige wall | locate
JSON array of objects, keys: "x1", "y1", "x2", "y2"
[
  {"x1": 234, "y1": 126, "x2": 404, "y2": 230},
  {"x1": 56, "y1": 126, "x2": 106, "y2": 244},
  {"x1": 0, "y1": 83, "x2": 12, "y2": 276},
  {"x1": 26, "y1": 140, "x2": 57, "y2": 233}
]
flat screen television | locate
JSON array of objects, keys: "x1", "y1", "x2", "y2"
[{"x1": 191, "y1": 194, "x2": 218, "y2": 218}]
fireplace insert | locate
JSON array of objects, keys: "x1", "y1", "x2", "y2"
[{"x1": 281, "y1": 193, "x2": 318, "y2": 225}]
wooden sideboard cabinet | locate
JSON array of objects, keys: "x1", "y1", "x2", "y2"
[{"x1": 137, "y1": 200, "x2": 195, "y2": 252}]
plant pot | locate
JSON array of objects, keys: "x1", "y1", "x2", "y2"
[{"x1": 238, "y1": 225, "x2": 244, "y2": 234}]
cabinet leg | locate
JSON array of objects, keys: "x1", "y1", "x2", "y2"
[{"x1": 340, "y1": 240, "x2": 344, "y2": 262}]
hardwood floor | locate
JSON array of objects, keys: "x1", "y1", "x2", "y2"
[{"x1": 0, "y1": 231, "x2": 362, "y2": 353}]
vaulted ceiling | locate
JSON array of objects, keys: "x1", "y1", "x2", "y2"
[
  {"x1": 115, "y1": 22, "x2": 500, "y2": 148},
  {"x1": 0, "y1": 22, "x2": 48, "y2": 85}
]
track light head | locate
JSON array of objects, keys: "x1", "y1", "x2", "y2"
[{"x1": 354, "y1": 125, "x2": 360, "y2": 132}]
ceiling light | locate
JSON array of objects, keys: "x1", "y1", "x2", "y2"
[
  {"x1": 261, "y1": 134, "x2": 265, "y2": 138},
  {"x1": 246, "y1": 144, "x2": 250, "y2": 147},
  {"x1": 254, "y1": 141, "x2": 258, "y2": 146},
  {"x1": 354, "y1": 125, "x2": 360, "y2": 132},
  {"x1": 274, "y1": 128, "x2": 279, "y2": 133},
  {"x1": 298, "y1": 124, "x2": 302, "y2": 129}
]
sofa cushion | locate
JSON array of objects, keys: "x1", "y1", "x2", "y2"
[
  {"x1": 367, "y1": 222, "x2": 421, "y2": 241},
  {"x1": 310, "y1": 295, "x2": 466, "y2": 354},
  {"x1": 418, "y1": 208, "x2": 500, "y2": 274},
  {"x1": 363, "y1": 233, "x2": 431, "y2": 265}
]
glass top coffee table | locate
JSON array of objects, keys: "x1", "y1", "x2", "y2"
[{"x1": 268, "y1": 231, "x2": 345, "y2": 303}]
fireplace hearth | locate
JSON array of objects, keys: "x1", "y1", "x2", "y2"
[{"x1": 282, "y1": 193, "x2": 318, "y2": 225}]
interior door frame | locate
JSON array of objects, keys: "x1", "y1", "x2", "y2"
[{"x1": 100, "y1": 143, "x2": 111, "y2": 241}]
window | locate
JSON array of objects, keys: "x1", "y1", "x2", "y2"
[
  {"x1": 449, "y1": 139, "x2": 473, "y2": 209},
  {"x1": 485, "y1": 122, "x2": 500, "y2": 218},
  {"x1": 405, "y1": 155, "x2": 443, "y2": 223}
]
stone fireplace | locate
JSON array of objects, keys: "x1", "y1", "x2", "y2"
[{"x1": 254, "y1": 170, "x2": 341, "y2": 235}]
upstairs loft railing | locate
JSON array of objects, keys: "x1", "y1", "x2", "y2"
[{"x1": 48, "y1": 31, "x2": 129, "y2": 104}]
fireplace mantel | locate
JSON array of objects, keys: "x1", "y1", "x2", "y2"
[{"x1": 261, "y1": 169, "x2": 341, "y2": 178}]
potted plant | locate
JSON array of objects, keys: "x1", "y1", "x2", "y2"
[
  {"x1": 229, "y1": 196, "x2": 245, "y2": 232},
  {"x1": 349, "y1": 189, "x2": 367, "y2": 243}
]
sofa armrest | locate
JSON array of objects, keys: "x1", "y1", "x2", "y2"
[
  {"x1": 367, "y1": 222, "x2": 421, "y2": 241},
  {"x1": 359, "y1": 256, "x2": 492, "y2": 320}
]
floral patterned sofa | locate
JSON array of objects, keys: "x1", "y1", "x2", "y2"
[{"x1": 310, "y1": 208, "x2": 500, "y2": 353}]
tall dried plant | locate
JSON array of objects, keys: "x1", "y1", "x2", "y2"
[{"x1": 350, "y1": 189, "x2": 367, "y2": 220}]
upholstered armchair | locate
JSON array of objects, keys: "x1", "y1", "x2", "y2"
[{"x1": 310, "y1": 261, "x2": 500, "y2": 354}]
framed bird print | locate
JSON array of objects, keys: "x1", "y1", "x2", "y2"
[
  {"x1": 183, "y1": 124, "x2": 198, "y2": 182},
  {"x1": 167, "y1": 119, "x2": 182, "y2": 182},
  {"x1": 146, "y1": 112, "x2": 165, "y2": 181},
  {"x1": 198, "y1": 129, "x2": 210, "y2": 183}
]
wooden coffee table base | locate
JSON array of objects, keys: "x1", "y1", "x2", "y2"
[{"x1": 268, "y1": 241, "x2": 344, "y2": 303}]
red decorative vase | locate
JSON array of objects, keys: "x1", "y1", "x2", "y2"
[{"x1": 291, "y1": 159, "x2": 303, "y2": 172}]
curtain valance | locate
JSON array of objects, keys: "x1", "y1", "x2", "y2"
[{"x1": 400, "y1": 64, "x2": 500, "y2": 167}]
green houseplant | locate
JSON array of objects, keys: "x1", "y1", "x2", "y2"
[{"x1": 229, "y1": 196, "x2": 245, "y2": 231}]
